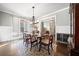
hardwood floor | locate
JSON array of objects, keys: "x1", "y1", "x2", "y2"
[{"x1": 0, "y1": 39, "x2": 69, "y2": 56}]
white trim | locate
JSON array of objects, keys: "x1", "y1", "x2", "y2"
[
  {"x1": 38, "y1": 7, "x2": 69, "y2": 20},
  {"x1": 0, "y1": 10, "x2": 31, "y2": 22},
  {"x1": 39, "y1": 15, "x2": 56, "y2": 21}
]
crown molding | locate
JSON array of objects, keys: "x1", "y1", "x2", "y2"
[{"x1": 37, "y1": 7, "x2": 69, "y2": 20}]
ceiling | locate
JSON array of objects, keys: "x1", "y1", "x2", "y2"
[{"x1": 0, "y1": 3, "x2": 69, "y2": 19}]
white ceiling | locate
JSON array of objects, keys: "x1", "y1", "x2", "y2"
[{"x1": 0, "y1": 3, "x2": 69, "y2": 18}]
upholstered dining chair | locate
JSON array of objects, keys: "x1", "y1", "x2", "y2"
[
  {"x1": 39, "y1": 34, "x2": 53, "y2": 55},
  {"x1": 23, "y1": 33, "x2": 31, "y2": 47},
  {"x1": 30, "y1": 34, "x2": 38, "y2": 50}
]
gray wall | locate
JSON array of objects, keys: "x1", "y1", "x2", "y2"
[
  {"x1": 0, "y1": 11, "x2": 13, "y2": 26},
  {"x1": 39, "y1": 8, "x2": 70, "y2": 26},
  {"x1": 55, "y1": 9, "x2": 70, "y2": 26}
]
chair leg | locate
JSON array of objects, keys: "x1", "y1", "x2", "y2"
[
  {"x1": 26, "y1": 43, "x2": 28, "y2": 47},
  {"x1": 39, "y1": 43, "x2": 41, "y2": 51},
  {"x1": 48, "y1": 45, "x2": 50, "y2": 55},
  {"x1": 37, "y1": 42, "x2": 39, "y2": 48},
  {"x1": 25, "y1": 39, "x2": 29, "y2": 47},
  {"x1": 30, "y1": 43, "x2": 32, "y2": 51},
  {"x1": 51, "y1": 43, "x2": 53, "y2": 50}
]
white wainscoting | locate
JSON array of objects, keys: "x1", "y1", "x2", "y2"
[
  {"x1": 0, "y1": 26, "x2": 12, "y2": 42},
  {"x1": 56, "y1": 26, "x2": 70, "y2": 34},
  {"x1": 0, "y1": 26, "x2": 23, "y2": 42}
]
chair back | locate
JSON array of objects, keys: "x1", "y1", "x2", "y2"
[
  {"x1": 23, "y1": 33, "x2": 27, "y2": 42},
  {"x1": 26, "y1": 34, "x2": 31, "y2": 42},
  {"x1": 23, "y1": 33, "x2": 26, "y2": 39},
  {"x1": 49, "y1": 35, "x2": 53, "y2": 43},
  {"x1": 45, "y1": 34, "x2": 49, "y2": 39},
  {"x1": 44, "y1": 31, "x2": 50, "y2": 40},
  {"x1": 31, "y1": 35, "x2": 37, "y2": 42}
]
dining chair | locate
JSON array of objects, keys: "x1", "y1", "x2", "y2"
[
  {"x1": 39, "y1": 35, "x2": 53, "y2": 55},
  {"x1": 23, "y1": 33, "x2": 31, "y2": 47},
  {"x1": 30, "y1": 35, "x2": 38, "y2": 50}
]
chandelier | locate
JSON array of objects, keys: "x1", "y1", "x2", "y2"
[
  {"x1": 32, "y1": 6, "x2": 38, "y2": 24},
  {"x1": 32, "y1": 6, "x2": 35, "y2": 24},
  {"x1": 32, "y1": 6, "x2": 38, "y2": 31}
]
